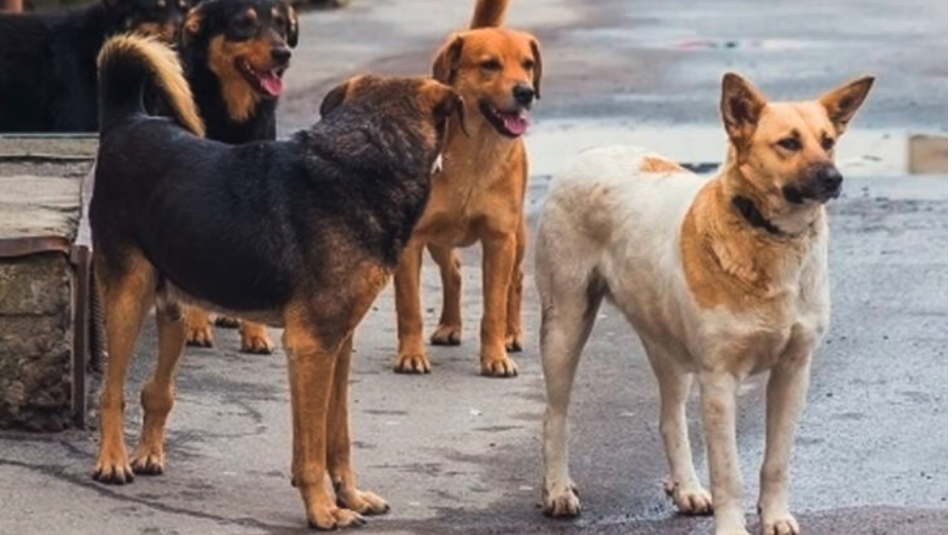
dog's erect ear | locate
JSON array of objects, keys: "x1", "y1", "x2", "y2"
[
  {"x1": 819, "y1": 76, "x2": 874, "y2": 136},
  {"x1": 181, "y1": 7, "x2": 203, "y2": 46},
  {"x1": 720, "y1": 72, "x2": 767, "y2": 146},
  {"x1": 320, "y1": 79, "x2": 351, "y2": 118},
  {"x1": 432, "y1": 35, "x2": 465, "y2": 85},
  {"x1": 286, "y1": 5, "x2": 299, "y2": 48},
  {"x1": 529, "y1": 37, "x2": 543, "y2": 99}
]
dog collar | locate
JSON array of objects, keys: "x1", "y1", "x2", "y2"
[{"x1": 731, "y1": 196, "x2": 785, "y2": 237}]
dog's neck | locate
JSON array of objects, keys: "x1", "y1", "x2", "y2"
[{"x1": 439, "y1": 112, "x2": 522, "y2": 180}]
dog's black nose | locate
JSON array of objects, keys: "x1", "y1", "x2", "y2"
[
  {"x1": 513, "y1": 84, "x2": 535, "y2": 106},
  {"x1": 817, "y1": 165, "x2": 843, "y2": 191},
  {"x1": 271, "y1": 47, "x2": 292, "y2": 66}
]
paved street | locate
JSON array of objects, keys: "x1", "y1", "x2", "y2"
[{"x1": 0, "y1": 0, "x2": 946, "y2": 534}]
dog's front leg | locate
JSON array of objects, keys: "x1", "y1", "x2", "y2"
[
  {"x1": 394, "y1": 239, "x2": 431, "y2": 374},
  {"x1": 758, "y1": 353, "x2": 811, "y2": 535},
  {"x1": 327, "y1": 334, "x2": 390, "y2": 516},
  {"x1": 504, "y1": 219, "x2": 527, "y2": 352},
  {"x1": 285, "y1": 326, "x2": 364, "y2": 530},
  {"x1": 699, "y1": 371, "x2": 749, "y2": 535},
  {"x1": 479, "y1": 233, "x2": 518, "y2": 377}
]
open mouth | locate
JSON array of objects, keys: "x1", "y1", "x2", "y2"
[
  {"x1": 479, "y1": 101, "x2": 530, "y2": 138},
  {"x1": 236, "y1": 60, "x2": 285, "y2": 99}
]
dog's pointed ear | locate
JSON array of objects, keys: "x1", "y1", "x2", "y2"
[
  {"x1": 181, "y1": 7, "x2": 203, "y2": 47},
  {"x1": 432, "y1": 35, "x2": 465, "y2": 85},
  {"x1": 529, "y1": 37, "x2": 543, "y2": 99},
  {"x1": 320, "y1": 79, "x2": 351, "y2": 118},
  {"x1": 819, "y1": 76, "x2": 874, "y2": 136},
  {"x1": 286, "y1": 5, "x2": 299, "y2": 48},
  {"x1": 721, "y1": 72, "x2": 766, "y2": 146}
]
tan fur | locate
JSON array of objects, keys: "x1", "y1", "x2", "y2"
[
  {"x1": 98, "y1": 34, "x2": 205, "y2": 136},
  {"x1": 640, "y1": 155, "x2": 686, "y2": 173},
  {"x1": 393, "y1": 10, "x2": 541, "y2": 377},
  {"x1": 206, "y1": 34, "x2": 272, "y2": 122},
  {"x1": 470, "y1": 0, "x2": 509, "y2": 28}
]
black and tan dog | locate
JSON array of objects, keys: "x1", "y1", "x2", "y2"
[
  {"x1": 176, "y1": 0, "x2": 299, "y2": 353},
  {"x1": 90, "y1": 34, "x2": 462, "y2": 530},
  {"x1": 0, "y1": 0, "x2": 190, "y2": 132}
]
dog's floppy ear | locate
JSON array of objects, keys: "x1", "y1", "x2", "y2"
[
  {"x1": 720, "y1": 72, "x2": 766, "y2": 147},
  {"x1": 285, "y1": 5, "x2": 299, "y2": 48},
  {"x1": 819, "y1": 76, "x2": 874, "y2": 136},
  {"x1": 181, "y1": 7, "x2": 203, "y2": 47},
  {"x1": 529, "y1": 37, "x2": 543, "y2": 99},
  {"x1": 320, "y1": 79, "x2": 351, "y2": 118},
  {"x1": 438, "y1": 88, "x2": 469, "y2": 137},
  {"x1": 432, "y1": 35, "x2": 465, "y2": 85}
]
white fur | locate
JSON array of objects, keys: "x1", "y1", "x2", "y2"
[{"x1": 536, "y1": 146, "x2": 829, "y2": 535}]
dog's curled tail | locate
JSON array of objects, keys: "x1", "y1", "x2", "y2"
[
  {"x1": 470, "y1": 0, "x2": 509, "y2": 28},
  {"x1": 97, "y1": 33, "x2": 205, "y2": 137}
]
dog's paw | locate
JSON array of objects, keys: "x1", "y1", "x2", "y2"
[
  {"x1": 130, "y1": 447, "x2": 165, "y2": 476},
  {"x1": 186, "y1": 324, "x2": 214, "y2": 348},
  {"x1": 430, "y1": 324, "x2": 462, "y2": 346},
  {"x1": 505, "y1": 331, "x2": 523, "y2": 352},
  {"x1": 93, "y1": 450, "x2": 135, "y2": 485},
  {"x1": 394, "y1": 352, "x2": 431, "y2": 374},
  {"x1": 542, "y1": 481, "x2": 581, "y2": 517},
  {"x1": 665, "y1": 479, "x2": 713, "y2": 516},
  {"x1": 480, "y1": 355, "x2": 518, "y2": 378},
  {"x1": 339, "y1": 489, "x2": 390, "y2": 516},
  {"x1": 240, "y1": 330, "x2": 275, "y2": 354},
  {"x1": 759, "y1": 511, "x2": 799, "y2": 535},
  {"x1": 214, "y1": 316, "x2": 241, "y2": 329},
  {"x1": 307, "y1": 506, "x2": 367, "y2": 531}
]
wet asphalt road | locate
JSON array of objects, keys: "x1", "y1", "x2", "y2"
[{"x1": 0, "y1": 1, "x2": 946, "y2": 534}]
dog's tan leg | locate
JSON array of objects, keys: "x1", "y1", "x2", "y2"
[
  {"x1": 699, "y1": 371, "x2": 750, "y2": 535},
  {"x1": 93, "y1": 254, "x2": 155, "y2": 485},
  {"x1": 645, "y1": 344, "x2": 712, "y2": 516},
  {"x1": 479, "y1": 233, "x2": 518, "y2": 377},
  {"x1": 184, "y1": 306, "x2": 214, "y2": 347},
  {"x1": 505, "y1": 219, "x2": 527, "y2": 352},
  {"x1": 427, "y1": 244, "x2": 462, "y2": 347},
  {"x1": 327, "y1": 334, "x2": 390, "y2": 515},
  {"x1": 285, "y1": 322, "x2": 365, "y2": 530},
  {"x1": 394, "y1": 239, "x2": 430, "y2": 373},
  {"x1": 540, "y1": 274, "x2": 603, "y2": 516},
  {"x1": 240, "y1": 321, "x2": 275, "y2": 354},
  {"x1": 758, "y1": 353, "x2": 811, "y2": 535},
  {"x1": 130, "y1": 304, "x2": 186, "y2": 476}
]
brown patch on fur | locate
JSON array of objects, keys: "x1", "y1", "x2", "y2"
[
  {"x1": 206, "y1": 34, "x2": 272, "y2": 122},
  {"x1": 640, "y1": 156, "x2": 686, "y2": 174},
  {"x1": 470, "y1": 0, "x2": 509, "y2": 28}
]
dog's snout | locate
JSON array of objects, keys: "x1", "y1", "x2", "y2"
[
  {"x1": 271, "y1": 47, "x2": 291, "y2": 66},
  {"x1": 816, "y1": 165, "x2": 843, "y2": 191},
  {"x1": 513, "y1": 84, "x2": 535, "y2": 106}
]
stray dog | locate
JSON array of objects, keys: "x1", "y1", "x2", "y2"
[
  {"x1": 393, "y1": 0, "x2": 541, "y2": 377},
  {"x1": 536, "y1": 73, "x2": 873, "y2": 535},
  {"x1": 0, "y1": 0, "x2": 189, "y2": 132},
  {"x1": 177, "y1": 0, "x2": 299, "y2": 354},
  {"x1": 90, "y1": 34, "x2": 462, "y2": 530}
]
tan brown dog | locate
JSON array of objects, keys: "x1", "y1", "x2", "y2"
[{"x1": 393, "y1": 0, "x2": 541, "y2": 377}]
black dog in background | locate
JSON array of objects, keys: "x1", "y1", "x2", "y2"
[
  {"x1": 0, "y1": 0, "x2": 190, "y2": 132},
  {"x1": 176, "y1": 0, "x2": 298, "y2": 352}
]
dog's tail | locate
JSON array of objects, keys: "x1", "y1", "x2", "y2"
[
  {"x1": 470, "y1": 0, "x2": 509, "y2": 28},
  {"x1": 97, "y1": 33, "x2": 204, "y2": 137}
]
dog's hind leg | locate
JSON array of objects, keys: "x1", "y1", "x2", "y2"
[
  {"x1": 285, "y1": 322, "x2": 365, "y2": 530},
  {"x1": 758, "y1": 350, "x2": 811, "y2": 535},
  {"x1": 643, "y1": 342, "x2": 712, "y2": 516},
  {"x1": 327, "y1": 334, "x2": 390, "y2": 516},
  {"x1": 699, "y1": 371, "x2": 749, "y2": 535},
  {"x1": 427, "y1": 243, "x2": 463, "y2": 347},
  {"x1": 93, "y1": 251, "x2": 156, "y2": 485},
  {"x1": 504, "y1": 219, "x2": 527, "y2": 353},
  {"x1": 539, "y1": 271, "x2": 603, "y2": 517},
  {"x1": 130, "y1": 299, "x2": 186, "y2": 476}
]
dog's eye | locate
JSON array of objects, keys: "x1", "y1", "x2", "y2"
[
  {"x1": 820, "y1": 135, "x2": 835, "y2": 151},
  {"x1": 777, "y1": 137, "x2": 801, "y2": 151},
  {"x1": 480, "y1": 59, "x2": 502, "y2": 72},
  {"x1": 522, "y1": 59, "x2": 535, "y2": 71}
]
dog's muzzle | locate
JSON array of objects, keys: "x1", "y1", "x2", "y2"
[{"x1": 784, "y1": 164, "x2": 843, "y2": 204}]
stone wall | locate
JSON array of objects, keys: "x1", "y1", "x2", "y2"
[{"x1": 0, "y1": 252, "x2": 74, "y2": 431}]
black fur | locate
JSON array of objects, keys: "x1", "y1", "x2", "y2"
[{"x1": 0, "y1": 0, "x2": 190, "y2": 132}]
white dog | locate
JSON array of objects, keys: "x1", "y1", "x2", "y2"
[{"x1": 535, "y1": 72, "x2": 873, "y2": 535}]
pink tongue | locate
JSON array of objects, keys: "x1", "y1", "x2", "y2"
[
  {"x1": 502, "y1": 112, "x2": 529, "y2": 136},
  {"x1": 257, "y1": 71, "x2": 284, "y2": 97}
]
